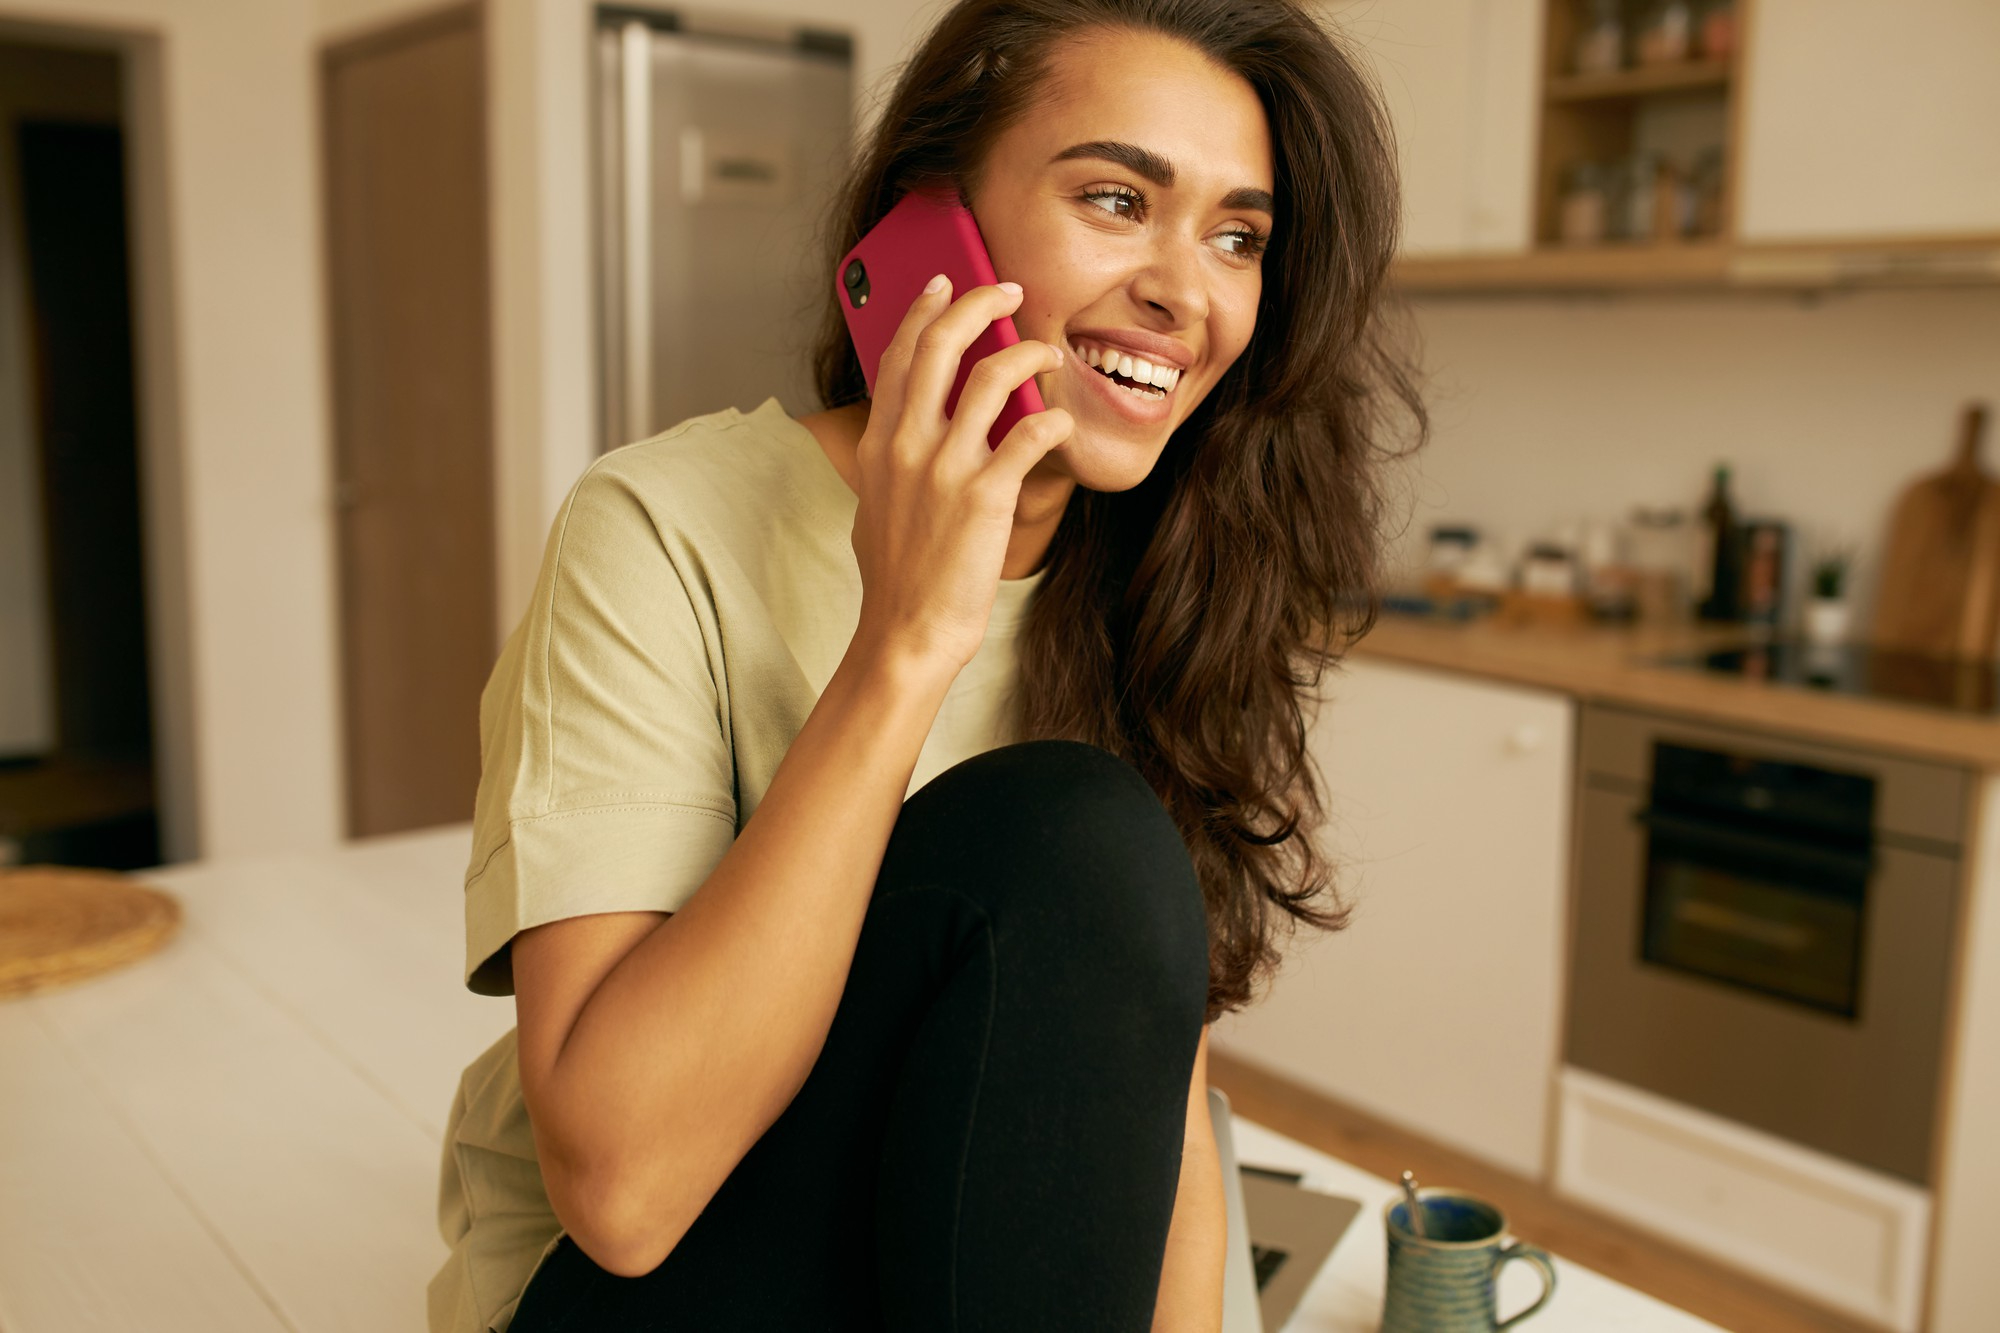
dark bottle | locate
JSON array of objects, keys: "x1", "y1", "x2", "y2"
[{"x1": 1697, "y1": 464, "x2": 1741, "y2": 621}]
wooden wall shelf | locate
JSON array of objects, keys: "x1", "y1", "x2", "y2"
[
  {"x1": 1393, "y1": 236, "x2": 2000, "y2": 295},
  {"x1": 1394, "y1": 243, "x2": 1730, "y2": 293},
  {"x1": 1547, "y1": 60, "x2": 1731, "y2": 103}
]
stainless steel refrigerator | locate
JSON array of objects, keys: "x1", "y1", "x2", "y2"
[{"x1": 595, "y1": 10, "x2": 853, "y2": 451}]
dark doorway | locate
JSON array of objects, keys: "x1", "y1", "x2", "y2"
[{"x1": 0, "y1": 43, "x2": 158, "y2": 870}]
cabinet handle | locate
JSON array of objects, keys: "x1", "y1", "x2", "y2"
[{"x1": 1507, "y1": 724, "x2": 1543, "y2": 755}]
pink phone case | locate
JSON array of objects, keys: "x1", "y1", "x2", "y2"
[{"x1": 837, "y1": 189, "x2": 1046, "y2": 450}]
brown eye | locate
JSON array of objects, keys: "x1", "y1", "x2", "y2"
[
  {"x1": 1082, "y1": 185, "x2": 1143, "y2": 220},
  {"x1": 1213, "y1": 228, "x2": 1267, "y2": 259}
]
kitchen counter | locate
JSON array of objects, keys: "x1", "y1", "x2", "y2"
[{"x1": 1350, "y1": 613, "x2": 2000, "y2": 770}]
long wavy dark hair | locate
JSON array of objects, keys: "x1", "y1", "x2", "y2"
[{"x1": 811, "y1": 0, "x2": 1426, "y2": 1020}]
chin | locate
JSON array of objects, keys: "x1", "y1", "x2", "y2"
[{"x1": 1047, "y1": 418, "x2": 1172, "y2": 493}]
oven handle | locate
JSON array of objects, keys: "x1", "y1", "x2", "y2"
[{"x1": 1632, "y1": 806, "x2": 1877, "y2": 877}]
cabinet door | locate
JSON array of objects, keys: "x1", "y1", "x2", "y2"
[
  {"x1": 1322, "y1": 0, "x2": 1540, "y2": 255},
  {"x1": 1213, "y1": 657, "x2": 1573, "y2": 1178},
  {"x1": 1738, "y1": 0, "x2": 2000, "y2": 241}
]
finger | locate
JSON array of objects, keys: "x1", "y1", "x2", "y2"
[
  {"x1": 868, "y1": 273, "x2": 952, "y2": 442},
  {"x1": 985, "y1": 406, "x2": 1074, "y2": 486},
  {"x1": 943, "y1": 339, "x2": 1065, "y2": 461},
  {"x1": 900, "y1": 282, "x2": 1027, "y2": 425}
]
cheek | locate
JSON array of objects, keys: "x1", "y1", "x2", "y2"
[
  {"x1": 990, "y1": 219, "x2": 1127, "y2": 334},
  {"x1": 1208, "y1": 283, "x2": 1263, "y2": 372}
]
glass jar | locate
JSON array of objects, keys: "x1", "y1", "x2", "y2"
[
  {"x1": 1688, "y1": 146, "x2": 1726, "y2": 236},
  {"x1": 1618, "y1": 154, "x2": 1662, "y2": 242},
  {"x1": 1573, "y1": 0, "x2": 1625, "y2": 75},
  {"x1": 1697, "y1": 0, "x2": 1737, "y2": 60},
  {"x1": 1559, "y1": 161, "x2": 1611, "y2": 245},
  {"x1": 1635, "y1": 0, "x2": 1694, "y2": 65}
]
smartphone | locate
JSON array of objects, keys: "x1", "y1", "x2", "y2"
[{"x1": 836, "y1": 188, "x2": 1046, "y2": 451}]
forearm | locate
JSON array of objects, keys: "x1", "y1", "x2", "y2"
[
  {"x1": 530, "y1": 635, "x2": 954, "y2": 1265},
  {"x1": 1154, "y1": 1027, "x2": 1226, "y2": 1333}
]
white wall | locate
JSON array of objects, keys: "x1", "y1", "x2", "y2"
[
  {"x1": 0, "y1": 1, "x2": 342, "y2": 862},
  {"x1": 1391, "y1": 288, "x2": 2000, "y2": 634}
]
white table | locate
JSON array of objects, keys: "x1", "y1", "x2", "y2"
[{"x1": 0, "y1": 827, "x2": 1725, "y2": 1331}]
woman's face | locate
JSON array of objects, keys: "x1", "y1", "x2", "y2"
[{"x1": 968, "y1": 27, "x2": 1275, "y2": 494}]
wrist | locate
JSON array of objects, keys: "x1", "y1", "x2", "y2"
[{"x1": 842, "y1": 623, "x2": 964, "y2": 695}]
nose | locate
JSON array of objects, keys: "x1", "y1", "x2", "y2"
[{"x1": 1127, "y1": 228, "x2": 1208, "y2": 329}]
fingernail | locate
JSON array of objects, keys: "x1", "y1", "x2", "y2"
[
  {"x1": 924, "y1": 273, "x2": 948, "y2": 294},
  {"x1": 998, "y1": 281, "x2": 1022, "y2": 296}
]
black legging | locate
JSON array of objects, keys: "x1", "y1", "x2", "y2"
[{"x1": 508, "y1": 739, "x2": 1211, "y2": 1331}]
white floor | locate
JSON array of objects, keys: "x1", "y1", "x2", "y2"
[{"x1": 0, "y1": 826, "x2": 1723, "y2": 1332}]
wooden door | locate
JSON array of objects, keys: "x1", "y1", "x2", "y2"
[{"x1": 324, "y1": 7, "x2": 495, "y2": 838}]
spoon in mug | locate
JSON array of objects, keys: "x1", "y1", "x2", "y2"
[{"x1": 1400, "y1": 1170, "x2": 1428, "y2": 1239}]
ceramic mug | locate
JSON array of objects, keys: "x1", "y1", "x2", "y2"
[{"x1": 1381, "y1": 1189, "x2": 1556, "y2": 1331}]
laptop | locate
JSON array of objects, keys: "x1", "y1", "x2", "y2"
[{"x1": 1209, "y1": 1088, "x2": 1363, "y2": 1333}]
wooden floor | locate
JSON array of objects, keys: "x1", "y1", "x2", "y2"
[{"x1": 1210, "y1": 1050, "x2": 1878, "y2": 1333}]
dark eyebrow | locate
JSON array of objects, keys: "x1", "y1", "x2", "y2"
[
  {"x1": 1050, "y1": 140, "x2": 1274, "y2": 217},
  {"x1": 1221, "y1": 185, "x2": 1276, "y2": 215},
  {"x1": 1052, "y1": 139, "x2": 1176, "y2": 186}
]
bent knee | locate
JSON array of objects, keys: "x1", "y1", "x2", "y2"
[{"x1": 887, "y1": 740, "x2": 1208, "y2": 1004}]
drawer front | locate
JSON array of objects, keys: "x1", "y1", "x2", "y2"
[{"x1": 1556, "y1": 1067, "x2": 1930, "y2": 1333}]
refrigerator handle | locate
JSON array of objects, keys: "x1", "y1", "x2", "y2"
[{"x1": 619, "y1": 20, "x2": 652, "y2": 445}]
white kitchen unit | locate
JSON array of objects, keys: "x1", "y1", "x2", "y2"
[
  {"x1": 1321, "y1": 0, "x2": 1541, "y2": 255},
  {"x1": 1737, "y1": 0, "x2": 2000, "y2": 243},
  {"x1": 1215, "y1": 656, "x2": 1574, "y2": 1179}
]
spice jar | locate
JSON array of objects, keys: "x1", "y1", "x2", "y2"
[
  {"x1": 1559, "y1": 162, "x2": 1611, "y2": 245},
  {"x1": 1618, "y1": 153, "x2": 1662, "y2": 242},
  {"x1": 1573, "y1": 0, "x2": 1624, "y2": 75},
  {"x1": 1635, "y1": 0, "x2": 1694, "y2": 65},
  {"x1": 1688, "y1": 146, "x2": 1726, "y2": 237},
  {"x1": 1651, "y1": 156, "x2": 1686, "y2": 242},
  {"x1": 1697, "y1": 0, "x2": 1736, "y2": 60}
]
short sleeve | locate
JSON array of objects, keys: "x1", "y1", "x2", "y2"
[{"x1": 461, "y1": 460, "x2": 737, "y2": 994}]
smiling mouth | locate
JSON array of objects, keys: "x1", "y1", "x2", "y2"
[{"x1": 1069, "y1": 339, "x2": 1182, "y2": 400}]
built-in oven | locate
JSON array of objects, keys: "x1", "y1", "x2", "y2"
[{"x1": 1566, "y1": 704, "x2": 1968, "y2": 1184}]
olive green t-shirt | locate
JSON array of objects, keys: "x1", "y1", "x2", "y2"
[{"x1": 428, "y1": 400, "x2": 1045, "y2": 1333}]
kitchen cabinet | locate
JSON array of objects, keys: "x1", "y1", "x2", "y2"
[
  {"x1": 1213, "y1": 657, "x2": 1574, "y2": 1179},
  {"x1": 1324, "y1": 0, "x2": 1540, "y2": 255},
  {"x1": 1736, "y1": 0, "x2": 2000, "y2": 243}
]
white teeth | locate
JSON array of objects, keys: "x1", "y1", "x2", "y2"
[{"x1": 1072, "y1": 342, "x2": 1180, "y2": 393}]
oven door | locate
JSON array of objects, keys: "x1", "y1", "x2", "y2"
[
  {"x1": 1634, "y1": 805, "x2": 1871, "y2": 1018},
  {"x1": 1567, "y1": 782, "x2": 1957, "y2": 1184}
]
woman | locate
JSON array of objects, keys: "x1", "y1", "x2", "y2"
[{"x1": 429, "y1": 0, "x2": 1422, "y2": 1328}]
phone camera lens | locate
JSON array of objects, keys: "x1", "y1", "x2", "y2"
[
  {"x1": 842, "y1": 259, "x2": 870, "y2": 308},
  {"x1": 843, "y1": 260, "x2": 866, "y2": 290}
]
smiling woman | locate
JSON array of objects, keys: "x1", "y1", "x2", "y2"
[
  {"x1": 811, "y1": 3, "x2": 1427, "y2": 1018},
  {"x1": 433, "y1": 3, "x2": 1422, "y2": 1332}
]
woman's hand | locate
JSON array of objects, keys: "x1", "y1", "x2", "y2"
[{"x1": 849, "y1": 275, "x2": 1074, "y2": 673}]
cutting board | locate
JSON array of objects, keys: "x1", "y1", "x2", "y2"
[{"x1": 1873, "y1": 403, "x2": 1999, "y2": 660}]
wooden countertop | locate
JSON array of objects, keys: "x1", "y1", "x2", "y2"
[{"x1": 1350, "y1": 614, "x2": 2000, "y2": 771}]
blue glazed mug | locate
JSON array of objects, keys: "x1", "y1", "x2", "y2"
[{"x1": 1381, "y1": 1189, "x2": 1556, "y2": 1331}]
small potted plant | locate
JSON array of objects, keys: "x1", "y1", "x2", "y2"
[{"x1": 1804, "y1": 546, "x2": 1855, "y2": 646}]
